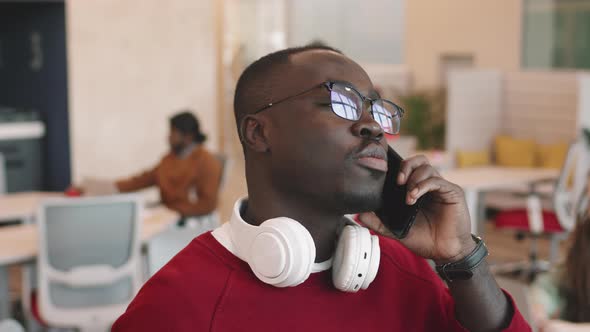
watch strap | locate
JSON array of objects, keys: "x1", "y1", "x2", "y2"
[{"x1": 435, "y1": 234, "x2": 489, "y2": 282}]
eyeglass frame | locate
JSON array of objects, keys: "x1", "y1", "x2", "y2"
[{"x1": 251, "y1": 80, "x2": 405, "y2": 134}]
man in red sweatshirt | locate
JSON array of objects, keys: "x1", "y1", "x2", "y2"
[{"x1": 112, "y1": 45, "x2": 531, "y2": 331}]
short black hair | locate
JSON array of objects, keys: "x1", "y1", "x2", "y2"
[
  {"x1": 233, "y1": 44, "x2": 342, "y2": 131},
  {"x1": 170, "y1": 111, "x2": 206, "y2": 143}
]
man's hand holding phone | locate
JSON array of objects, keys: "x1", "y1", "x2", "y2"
[{"x1": 360, "y1": 155, "x2": 476, "y2": 265}]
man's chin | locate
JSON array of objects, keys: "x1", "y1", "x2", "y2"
[
  {"x1": 171, "y1": 145, "x2": 184, "y2": 155},
  {"x1": 334, "y1": 190, "x2": 382, "y2": 215}
]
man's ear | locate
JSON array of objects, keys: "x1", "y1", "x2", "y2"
[{"x1": 240, "y1": 115, "x2": 270, "y2": 153}]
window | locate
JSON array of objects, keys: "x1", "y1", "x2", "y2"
[{"x1": 523, "y1": 0, "x2": 590, "y2": 69}]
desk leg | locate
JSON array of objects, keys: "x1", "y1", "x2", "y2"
[
  {"x1": 0, "y1": 266, "x2": 9, "y2": 320},
  {"x1": 464, "y1": 189, "x2": 479, "y2": 234}
]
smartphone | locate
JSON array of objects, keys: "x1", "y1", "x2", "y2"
[{"x1": 374, "y1": 146, "x2": 424, "y2": 239}]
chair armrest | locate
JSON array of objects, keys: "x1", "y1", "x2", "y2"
[
  {"x1": 46, "y1": 264, "x2": 131, "y2": 288},
  {"x1": 526, "y1": 194, "x2": 544, "y2": 234}
]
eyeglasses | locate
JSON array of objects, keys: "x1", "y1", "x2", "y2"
[{"x1": 253, "y1": 81, "x2": 404, "y2": 135}]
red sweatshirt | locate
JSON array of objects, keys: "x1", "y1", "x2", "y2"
[{"x1": 112, "y1": 232, "x2": 531, "y2": 331}]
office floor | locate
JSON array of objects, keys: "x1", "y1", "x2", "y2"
[{"x1": 7, "y1": 144, "x2": 570, "y2": 309}]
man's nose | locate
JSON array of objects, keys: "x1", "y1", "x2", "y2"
[{"x1": 351, "y1": 108, "x2": 384, "y2": 141}]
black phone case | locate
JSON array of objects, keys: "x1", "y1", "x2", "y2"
[{"x1": 374, "y1": 146, "x2": 423, "y2": 239}]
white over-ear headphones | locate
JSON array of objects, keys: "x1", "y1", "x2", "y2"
[{"x1": 228, "y1": 199, "x2": 380, "y2": 292}]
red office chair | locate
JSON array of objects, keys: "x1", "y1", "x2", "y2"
[
  {"x1": 492, "y1": 139, "x2": 589, "y2": 281},
  {"x1": 492, "y1": 196, "x2": 567, "y2": 281}
]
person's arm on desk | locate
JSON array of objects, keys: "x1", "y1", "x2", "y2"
[
  {"x1": 360, "y1": 155, "x2": 530, "y2": 332},
  {"x1": 115, "y1": 166, "x2": 158, "y2": 192}
]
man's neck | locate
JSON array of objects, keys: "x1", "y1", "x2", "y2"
[
  {"x1": 243, "y1": 195, "x2": 346, "y2": 263},
  {"x1": 176, "y1": 142, "x2": 197, "y2": 158}
]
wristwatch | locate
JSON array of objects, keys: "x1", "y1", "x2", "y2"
[{"x1": 435, "y1": 235, "x2": 489, "y2": 283}]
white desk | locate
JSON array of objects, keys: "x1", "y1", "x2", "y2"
[
  {"x1": 0, "y1": 192, "x2": 62, "y2": 223},
  {"x1": 441, "y1": 167, "x2": 559, "y2": 234},
  {"x1": 0, "y1": 207, "x2": 178, "y2": 266},
  {"x1": 0, "y1": 193, "x2": 179, "y2": 321}
]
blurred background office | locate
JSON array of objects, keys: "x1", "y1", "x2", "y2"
[{"x1": 1, "y1": 0, "x2": 590, "y2": 331}]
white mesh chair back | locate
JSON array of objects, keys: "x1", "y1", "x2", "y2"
[
  {"x1": 37, "y1": 194, "x2": 143, "y2": 331},
  {"x1": 554, "y1": 137, "x2": 590, "y2": 231}
]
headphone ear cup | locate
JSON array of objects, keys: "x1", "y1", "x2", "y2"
[
  {"x1": 361, "y1": 234, "x2": 380, "y2": 290},
  {"x1": 255, "y1": 218, "x2": 315, "y2": 287},
  {"x1": 277, "y1": 218, "x2": 315, "y2": 286},
  {"x1": 332, "y1": 226, "x2": 373, "y2": 292}
]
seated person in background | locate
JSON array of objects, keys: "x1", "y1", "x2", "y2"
[
  {"x1": 117, "y1": 111, "x2": 222, "y2": 217},
  {"x1": 82, "y1": 111, "x2": 222, "y2": 218},
  {"x1": 112, "y1": 45, "x2": 530, "y2": 331},
  {"x1": 531, "y1": 174, "x2": 590, "y2": 332}
]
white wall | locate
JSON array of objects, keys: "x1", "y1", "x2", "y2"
[
  {"x1": 446, "y1": 69, "x2": 580, "y2": 156},
  {"x1": 67, "y1": 0, "x2": 217, "y2": 182},
  {"x1": 446, "y1": 70, "x2": 503, "y2": 153},
  {"x1": 503, "y1": 71, "x2": 578, "y2": 144},
  {"x1": 405, "y1": 0, "x2": 522, "y2": 89},
  {"x1": 287, "y1": 0, "x2": 404, "y2": 64}
]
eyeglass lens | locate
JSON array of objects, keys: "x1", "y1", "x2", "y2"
[{"x1": 329, "y1": 83, "x2": 401, "y2": 134}]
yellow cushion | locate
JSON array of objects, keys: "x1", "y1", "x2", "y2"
[
  {"x1": 494, "y1": 136, "x2": 536, "y2": 167},
  {"x1": 536, "y1": 142, "x2": 568, "y2": 169},
  {"x1": 456, "y1": 150, "x2": 490, "y2": 168}
]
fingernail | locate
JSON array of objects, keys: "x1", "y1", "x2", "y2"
[
  {"x1": 411, "y1": 188, "x2": 419, "y2": 197},
  {"x1": 398, "y1": 173, "x2": 405, "y2": 184}
]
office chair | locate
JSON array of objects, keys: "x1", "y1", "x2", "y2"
[
  {"x1": 492, "y1": 137, "x2": 590, "y2": 281},
  {"x1": 24, "y1": 194, "x2": 143, "y2": 332}
]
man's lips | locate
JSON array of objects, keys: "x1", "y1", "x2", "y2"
[
  {"x1": 356, "y1": 157, "x2": 388, "y2": 172},
  {"x1": 354, "y1": 146, "x2": 388, "y2": 172}
]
